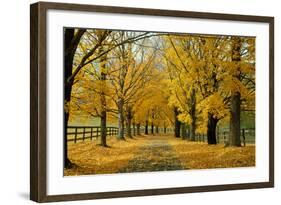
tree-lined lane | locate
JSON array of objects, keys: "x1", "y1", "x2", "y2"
[{"x1": 119, "y1": 136, "x2": 184, "y2": 173}]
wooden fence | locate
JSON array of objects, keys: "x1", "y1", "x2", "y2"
[
  {"x1": 193, "y1": 128, "x2": 255, "y2": 145},
  {"x1": 67, "y1": 126, "x2": 174, "y2": 143},
  {"x1": 217, "y1": 128, "x2": 255, "y2": 145},
  {"x1": 67, "y1": 125, "x2": 254, "y2": 145},
  {"x1": 67, "y1": 126, "x2": 118, "y2": 143}
]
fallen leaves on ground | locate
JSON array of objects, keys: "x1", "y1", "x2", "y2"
[
  {"x1": 169, "y1": 139, "x2": 255, "y2": 169},
  {"x1": 64, "y1": 135, "x2": 148, "y2": 176},
  {"x1": 64, "y1": 135, "x2": 255, "y2": 176}
]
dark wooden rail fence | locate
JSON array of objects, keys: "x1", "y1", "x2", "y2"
[
  {"x1": 67, "y1": 126, "x2": 255, "y2": 145},
  {"x1": 68, "y1": 125, "x2": 175, "y2": 143},
  {"x1": 67, "y1": 126, "x2": 118, "y2": 143},
  {"x1": 192, "y1": 128, "x2": 255, "y2": 145}
]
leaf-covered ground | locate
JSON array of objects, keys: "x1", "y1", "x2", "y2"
[{"x1": 64, "y1": 135, "x2": 255, "y2": 176}]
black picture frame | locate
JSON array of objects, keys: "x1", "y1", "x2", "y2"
[{"x1": 30, "y1": 1, "x2": 274, "y2": 202}]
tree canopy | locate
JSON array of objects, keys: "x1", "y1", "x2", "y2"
[{"x1": 63, "y1": 28, "x2": 255, "y2": 167}]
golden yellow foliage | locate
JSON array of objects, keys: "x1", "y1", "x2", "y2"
[{"x1": 66, "y1": 30, "x2": 255, "y2": 147}]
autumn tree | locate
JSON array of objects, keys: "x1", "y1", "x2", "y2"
[
  {"x1": 180, "y1": 36, "x2": 241, "y2": 145},
  {"x1": 65, "y1": 28, "x2": 255, "y2": 157},
  {"x1": 194, "y1": 35, "x2": 255, "y2": 145},
  {"x1": 132, "y1": 68, "x2": 173, "y2": 136},
  {"x1": 162, "y1": 34, "x2": 255, "y2": 145},
  {"x1": 108, "y1": 32, "x2": 156, "y2": 139},
  {"x1": 64, "y1": 29, "x2": 118, "y2": 167},
  {"x1": 64, "y1": 28, "x2": 85, "y2": 168},
  {"x1": 226, "y1": 36, "x2": 255, "y2": 146},
  {"x1": 162, "y1": 36, "x2": 198, "y2": 141},
  {"x1": 66, "y1": 30, "x2": 158, "y2": 150},
  {"x1": 99, "y1": 47, "x2": 108, "y2": 146}
]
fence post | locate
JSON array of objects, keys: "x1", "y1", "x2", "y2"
[
  {"x1": 242, "y1": 128, "x2": 246, "y2": 147},
  {"x1": 223, "y1": 131, "x2": 226, "y2": 144},
  {"x1": 82, "y1": 127, "x2": 85, "y2": 141},
  {"x1": 217, "y1": 127, "x2": 220, "y2": 144},
  {"x1": 74, "y1": 127, "x2": 77, "y2": 143},
  {"x1": 90, "y1": 127, "x2": 93, "y2": 140}
]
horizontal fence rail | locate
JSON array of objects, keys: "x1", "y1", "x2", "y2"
[
  {"x1": 67, "y1": 126, "x2": 118, "y2": 143},
  {"x1": 67, "y1": 125, "x2": 174, "y2": 143},
  {"x1": 67, "y1": 125, "x2": 255, "y2": 146}
]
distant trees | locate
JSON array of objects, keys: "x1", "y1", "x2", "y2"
[
  {"x1": 107, "y1": 32, "x2": 156, "y2": 140},
  {"x1": 132, "y1": 68, "x2": 174, "y2": 136}
]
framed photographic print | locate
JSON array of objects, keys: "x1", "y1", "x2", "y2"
[{"x1": 30, "y1": 1, "x2": 274, "y2": 202}]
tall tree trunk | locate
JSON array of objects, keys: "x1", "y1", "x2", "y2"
[
  {"x1": 190, "y1": 88, "x2": 196, "y2": 141},
  {"x1": 156, "y1": 126, "x2": 159, "y2": 134},
  {"x1": 126, "y1": 119, "x2": 132, "y2": 138},
  {"x1": 151, "y1": 122, "x2": 154, "y2": 135},
  {"x1": 63, "y1": 29, "x2": 85, "y2": 169},
  {"x1": 181, "y1": 123, "x2": 188, "y2": 139},
  {"x1": 100, "y1": 110, "x2": 107, "y2": 146},
  {"x1": 63, "y1": 86, "x2": 72, "y2": 168},
  {"x1": 100, "y1": 51, "x2": 107, "y2": 147},
  {"x1": 186, "y1": 124, "x2": 191, "y2": 140},
  {"x1": 133, "y1": 122, "x2": 136, "y2": 136},
  {"x1": 126, "y1": 107, "x2": 132, "y2": 138},
  {"x1": 228, "y1": 37, "x2": 242, "y2": 147},
  {"x1": 229, "y1": 92, "x2": 241, "y2": 146},
  {"x1": 136, "y1": 123, "x2": 140, "y2": 135},
  {"x1": 145, "y1": 120, "x2": 148, "y2": 135},
  {"x1": 174, "y1": 107, "x2": 181, "y2": 138},
  {"x1": 117, "y1": 98, "x2": 125, "y2": 140},
  {"x1": 190, "y1": 121, "x2": 196, "y2": 141},
  {"x1": 207, "y1": 114, "x2": 218, "y2": 144}
]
